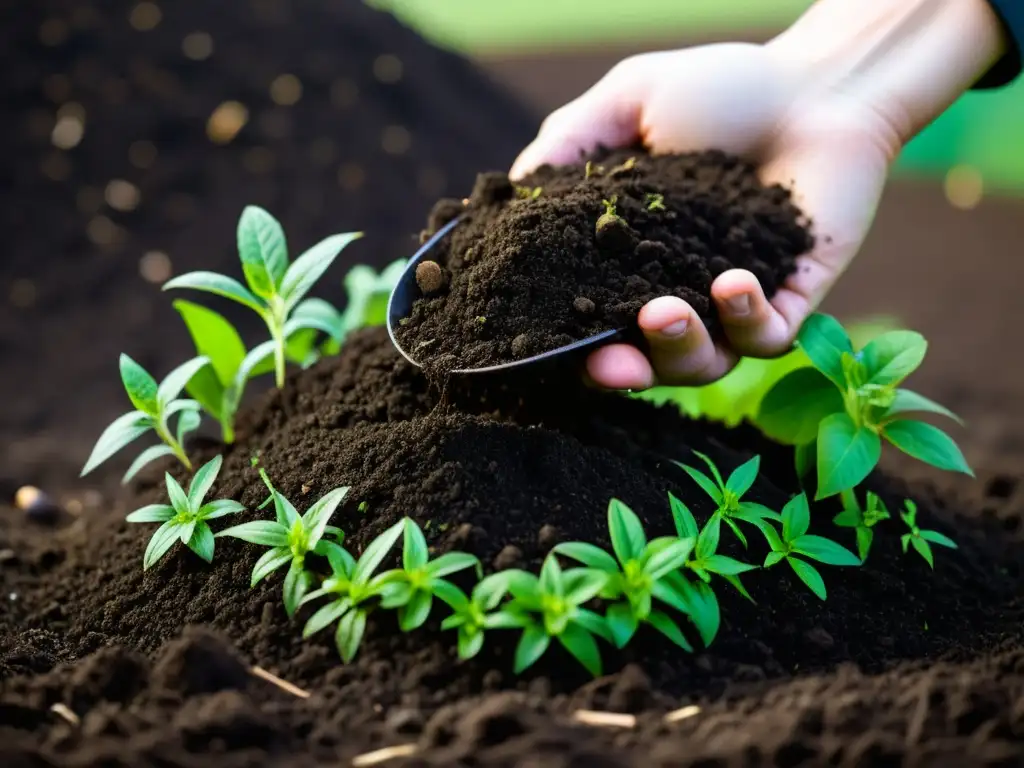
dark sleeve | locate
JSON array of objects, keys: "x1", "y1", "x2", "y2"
[{"x1": 974, "y1": 0, "x2": 1023, "y2": 88}]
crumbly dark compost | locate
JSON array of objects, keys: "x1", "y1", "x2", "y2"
[{"x1": 396, "y1": 148, "x2": 812, "y2": 371}]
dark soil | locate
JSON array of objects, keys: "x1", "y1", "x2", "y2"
[
  {"x1": 1, "y1": 328, "x2": 1022, "y2": 766},
  {"x1": 396, "y1": 149, "x2": 810, "y2": 370}
]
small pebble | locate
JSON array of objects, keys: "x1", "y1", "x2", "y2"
[
  {"x1": 415, "y1": 260, "x2": 446, "y2": 295},
  {"x1": 493, "y1": 544, "x2": 523, "y2": 570},
  {"x1": 15, "y1": 486, "x2": 61, "y2": 525},
  {"x1": 537, "y1": 524, "x2": 559, "y2": 550},
  {"x1": 511, "y1": 334, "x2": 531, "y2": 358},
  {"x1": 804, "y1": 626, "x2": 835, "y2": 651},
  {"x1": 573, "y1": 297, "x2": 595, "y2": 315}
]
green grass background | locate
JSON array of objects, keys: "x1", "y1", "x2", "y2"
[{"x1": 370, "y1": 0, "x2": 1024, "y2": 194}]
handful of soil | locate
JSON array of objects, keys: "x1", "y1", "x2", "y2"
[{"x1": 395, "y1": 149, "x2": 813, "y2": 372}]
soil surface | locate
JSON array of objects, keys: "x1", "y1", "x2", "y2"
[
  {"x1": 396, "y1": 149, "x2": 810, "y2": 370},
  {"x1": 1, "y1": 328, "x2": 1022, "y2": 766}
]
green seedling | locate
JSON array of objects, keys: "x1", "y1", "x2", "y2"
[
  {"x1": 380, "y1": 519, "x2": 481, "y2": 632},
  {"x1": 83, "y1": 354, "x2": 209, "y2": 483},
  {"x1": 595, "y1": 196, "x2": 621, "y2": 232},
  {"x1": 758, "y1": 313, "x2": 971, "y2": 499},
  {"x1": 503, "y1": 556, "x2": 613, "y2": 676},
  {"x1": 900, "y1": 500, "x2": 957, "y2": 568},
  {"x1": 553, "y1": 499, "x2": 696, "y2": 650},
  {"x1": 126, "y1": 456, "x2": 245, "y2": 569},
  {"x1": 216, "y1": 469, "x2": 348, "y2": 616},
  {"x1": 833, "y1": 489, "x2": 891, "y2": 561},
  {"x1": 673, "y1": 453, "x2": 781, "y2": 547},
  {"x1": 163, "y1": 205, "x2": 362, "y2": 388},
  {"x1": 433, "y1": 572, "x2": 525, "y2": 660},
  {"x1": 761, "y1": 493, "x2": 861, "y2": 600},
  {"x1": 514, "y1": 185, "x2": 542, "y2": 199},
  {"x1": 668, "y1": 493, "x2": 758, "y2": 604},
  {"x1": 299, "y1": 519, "x2": 406, "y2": 662},
  {"x1": 584, "y1": 161, "x2": 604, "y2": 179},
  {"x1": 609, "y1": 156, "x2": 636, "y2": 175},
  {"x1": 645, "y1": 193, "x2": 665, "y2": 211}
]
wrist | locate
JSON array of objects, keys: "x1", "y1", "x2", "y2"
[{"x1": 766, "y1": 0, "x2": 1007, "y2": 146}]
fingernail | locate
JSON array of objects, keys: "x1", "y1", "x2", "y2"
[
  {"x1": 725, "y1": 294, "x2": 751, "y2": 316},
  {"x1": 660, "y1": 319, "x2": 688, "y2": 338}
]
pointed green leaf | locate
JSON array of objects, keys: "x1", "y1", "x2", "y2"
[
  {"x1": 163, "y1": 271, "x2": 264, "y2": 313},
  {"x1": 702, "y1": 555, "x2": 756, "y2": 576},
  {"x1": 237, "y1": 205, "x2": 288, "y2": 298},
  {"x1": 563, "y1": 568, "x2": 608, "y2": 605},
  {"x1": 675, "y1": 462, "x2": 723, "y2": 504},
  {"x1": 605, "y1": 602, "x2": 638, "y2": 648},
  {"x1": 789, "y1": 558, "x2": 827, "y2": 599},
  {"x1": 143, "y1": 521, "x2": 181, "y2": 570},
  {"x1": 856, "y1": 527, "x2": 874, "y2": 561},
  {"x1": 475, "y1": 572, "x2": 516, "y2": 611},
  {"x1": 790, "y1": 534, "x2": 861, "y2": 566},
  {"x1": 335, "y1": 608, "x2": 368, "y2": 663},
  {"x1": 736, "y1": 501, "x2": 782, "y2": 522},
  {"x1": 121, "y1": 444, "x2": 175, "y2": 485},
  {"x1": 426, "y1": 552, "x2": 480, "y2": 579},
  {"x1": 860, "y1": 331, "x2": 926, "y2": 385},
  {"x1": 764, "y1": 550, "x2": 786, "y2": 567},
  {"x1": 173, "y1": 300, "x2": 247, "y2": 385},
  {"x1": 553, "y1": 542, "x2": 619, "y2": 572},
  {"x1": 187, "y1": 522, "x2": 215, "y2": 563},
  {"x1": 885, "y1": 389, "x2": 962, "y2": 426},
  {"x1": 723, "y1": 517, "x2": 749, "y2": 548},
  {"x1": 301, "y1": 486, "x2": 350, "y2": 547},
  {"x1": 399, "y1": 590, "x2": 433, "y2": 631},
  {"x1": 816, "y1": 412, "x2": 881, "y2": 499},
  {"x1": 324, "y1": 543, "x2": 357, "y2": 578},
  {"x1": 558, "y1": 623, "x2": 603, "y2": 677},
  {"x1": 402, "y1": 519, "x2": 429, "y2": 571},
  {"x1": 216, "y1": 520, "x2": 290, "y2": 547},
  {"x1": 910, "y1": 537, "x2": 935, "y2": 567},
  {"x1": 82, "y1": 411, "x2": 153, "y2": 476},
  {"x1": 725, "y1": 455, "x2": 760, "y2": 497},
  {"x1": 646, "y1": 610, "x2": 693, "y2": 652},
  {"x1": 696, "y1": 515, "x2": 721, "y2": 560},
  {"x1": 157, "y1": 356, "x2": 211, "y2": 408},
  {"x1": 796, "y1": 313, "x2": 853, "y2": 387},
  {"x1": 198, "y1": 499, "x2": 246, "y2": 520},
  {"x1": 782, "y1": 493, "x2": 810, "y2": 541},
  {"x1": 919, "y1": 530, "x2": 957, "y2": 549},
  {"x1": 883, "y1": 420, "x2": 973, "y2": 476},
  {"x1": 288, "y1": 298, "x2": 345, "y2": 342},
  {"x1": 304, "y1": 598, "x2": 351, "y2": 638},
  {"x1": 126, "y1": 504, "x2": 175, "y2": 523},
  {"x1": 457, "y1": 628, "x2": 485, "y2": 660},
  {"x1": 251, "y1": 547, "x2": 293, "y2": 586},
  {"x1": 668, "y1": 492, "x2": 699, "y2": 538},
  {"x1": 187, "y1": 455, "x2": 222, "y2": 509},
  {"x1": 352, "y1": 519, "x2": 404, "y2": 583},
  {"x1": 280, "y1": 232, "x2": 363, "y2": 308},
  {"x1": 283, "y1": 562, "x2": 312, "y2": 617},
  {"x1": 608, "y1": 498, "x2": 646, "y2": 562},
  {"x1": 690, "y1": 580, "x2": 720, "y2": 646},
  {"x1": 757, "y1": 368, "x2": 844, "y2": 445},
  {"x1": 175, "y1": 408, "x2": 201, "y2": 447},
  {"x1": 165, "y1": 473, "x2": 189, "y2": 512},
  {"x1": 514, "y1": 625, "x2": 550, "y2": 673},
  {"x1": 433, "y1": 579, "x2": 470, "y2": 612},
  {"x1": 119, "y1": 355, "x2": 160, "y2": 415}
]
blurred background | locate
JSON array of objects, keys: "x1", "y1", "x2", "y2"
[{"x1": 3, "y1": 0, "x2": 1022, "y2": 492}]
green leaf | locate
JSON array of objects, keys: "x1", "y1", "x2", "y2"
[
  {"x1": 143, "y1": 521, "x2": 181, "y2": 570},
  {"x1": 553, "y1": 542, "x2": 619, "y2": 572},
  {"x1": 280, "y1": 232, "x2": 363, "y2": 308},
  {"x1": 187, "y1": 522, "x2": 215, "y2": 563},
  {"x1": 163, "y1": 271, "x2": 265, "y2": 313},
  {"x1": 725, "y1": 455, "x2": 760, "y2": 497},
  {"x1": 607, "y1": 499, "x2": 646, "y2": 562},
  {"x1": 910, "y1": 537, "x2": 935, "y2": 567},
  {"x1": 514, "y1": 625, "x2": 551, "y2": 673},
  {"x1": 757, "y1": 368, "x2": 844, "y2": 445},
  {"x1": 216, "y1": 520, "x2": 290, "y2": 547},
  {"x1": 164, "y1": 472, "x2": 189, "y2": 513},
  {"x1": 856, "y1": 527, "x2": 874, "y2": 561},
  {"x1": 426, "y1": 552, "x2": 480, "y2": 579},
  {"x1": 781, "y1": 493, "x2": 810, "y2": 541},
  {"x1": 175, "y1": 408, "x2": 201, "y2": 447},
  {"x1": 304, "y1": 599, "x2": 351, "y2": 638},
  {"x1": 250, "y1": 547, "x2": 293, "y2": 587},
  {"x1": 399, "y1": 590, "x2": 433, "y2": 631},
  {"x1": 402, "y1": 519, "x2": 429, "y2": 571},
  {"x1": 796, "y1": 313, "x2": 853, "y2": 388},
  {"x1": 644, "y1": 537, "x2": 695, "y2": 580},
  {"x1": 539, "y1": 556, "x2": 564, "y2": 598},
  {"x1": 301, "y1": 486, "x2": 350, "y2": 548},
  {"x1": 558, "y1": 623, "x2": 603, "y2": 677},
  {"x1": 790, "y1": 534, "x2": 861, "y2": 566},
  {"x1": 432, "y1": 580, "x2": 470, "y2": 612},
  {"x1": 789, "y1": 558, "x2": 827, "y2": 599},
  {"x1": 122, "y1": 444, "x2": 175, "y2": 485},
  {"x1": 563, "y1": 569, "x2": 609, "y2": 605},
  {"x1": 883, "y1": 420, "x2": 973, "y2": 476},
  {"x1": 335, "y1": 608, "x2": 368, "y2": 663},
  {"x1": 723, "y1": 517, "x2": 749, "y2": 548},
  {"x1": 646, "y1": 610, "x2": 693, "y2": 652},
  {"x1": 860, "y1": 331, "x2": 926, "y2": 385},
  {"x1": 696, "y1": 515, "x2": 721, "y2": 560},
  {"x1": 832, "y1": 507, "x2": 861, "y2": 528},
  {"x1": 157, "y1": 356, "x2": 211, "y2": 408},
  {"x1": 237, "y1": 205, "x2": 288, "y2": 298},
  {"x1": 919, "y1": 530, "x2": 957, "y2": 549},
  {"x1": 605, "y1": 602, "x2": 638, "y2": 648},
  {"x1": 675, "y1": 462, "x2": 723, "y2": 504},
  {"x1": 178, "y1": 519, "x2": 197, "y2": 545},
  {"x1": 668, "y1": 493, "x2": 699, "y2": 538},
  {"x1": 485, "y1": 610, "x2": 530, "y2": 630},
  {"x1": 186, "y1": 456, "x2": 222, "y2": 509},
  {"x1": 795, "y1": 441, "x2": 816, "y2": 480},
  {"x1": 885, "y1": 389, "x2": 962, "y2": 425},
  {"x1": 323, "y1": 542, "x2": 357, "y2": 577},
  {"x1": 736, "y1": 501, "x2": 782, "y2": 523},
  {"x1": 82, "y1": 411, "x2": 153, "y2": 477},
  {"x1": 702, "y1": 555, "x2": 756, "y2": 576},
  {"x1": 289, "y1": 298, "x2": 345, "y2": 342},
  {"x1": 764, "y1": 551, "x2": 786, "y2": 567},
  {"x1": 475, "y1": 572, "x2": 516, "y2": 611},
  {"x1": 126, "y1": 504, "x2": 175, "y2": 523},
  {"x1": 353, "y1": 519, "x2": 405, "y2": 583},
  {"x1": 119, "y1": 355, "x2": 160, "y2": 415},
  {"x1": 689, "y1": 580, "x2": 720, "y2": 646},
  {"x1": 198, "y1": 499, "x2": 245, "y2": 521},
  {"x1": 457, "y1": 628, "x2": 485, "y2": 660},
  {"x1": 816, "y1": 412, "x2": 882, "y2": 499},
  {"x1": 283, "y1": 563, "x2": 311, "y2": 617},
  {"x1": 181, "y1": 366, "x2": 226, "y2": 425},
  {"x1": 173, "y1": 300, "x2": 247, "y2": 386},
  {"x1": 691, "y1": 451, "x2": 725, "y2": 488}
]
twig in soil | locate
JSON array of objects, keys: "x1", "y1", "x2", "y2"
[
  {"x1": 49, "y1": 703, "x2": 80, "y2": 726},
  {"x1": 250, "y1": 665, "x2": 310, "y2": 699},
  {"x1": 572, "y1": 709, "x2": 637, "y2": 728},
  {"x1": 663, "y1": 704, "x2": 702, "y2": 723},
  {"x1": 351, "y1": 743, "x2": 418, "y2": 766}
]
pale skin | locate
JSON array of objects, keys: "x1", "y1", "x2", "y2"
[{"x1": 510, "y1": 0, "x2": 1007, "y2": 390}]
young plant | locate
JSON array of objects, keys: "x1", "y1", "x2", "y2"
[
  {"x1": 382, "y1": 519, "x2": 481, "y2": 631},
  {"x1": 503, "y1": 556, "x2": 613, "y2": 676},
  {"x1": 758, "y1": 313, "x2": 971, "y2": 499},
  {"x1": 645, "y1": 193, "x2": 665, "y2": 211},
  {"x1": 595, "y1": 196, "x2": 621, "y2": 232},
  {"x1": 833, "y1": 489, "x2": 891, "y2": 561},
  {"x1": 299, "y1": 519, "x2": 406, "y2": 663},
  {"x1": 900, "y1": 500, "x2": 957, "y2": 568},
  {"x1": 126, "y1": 456, "x2": 245, "y2": 569},
  {"x1": 553, "y1": 499, "x2": 697, "y2": 650},
  {"x1": 163, "y1": 205, "x2": 362, "y2": 388},
  {"x1": 673, "y1": 453, "x2": 781, "y2": 547},
  {"x1": 433, "y1": 572, "x2": 526, "y2": 660},
  {"x1": 761, "y1": 493, "x2": 861, "y2": 600},
  {"x1": 82, "y1": 354, "x2": 209, "y2": 483},
  {"x1": 215, "y1": 470, "x2": 349, "y2": 616}
]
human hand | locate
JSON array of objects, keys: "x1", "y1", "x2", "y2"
[{"x1": 510, "y1": 0, "x2": 1005, "y2": 390}]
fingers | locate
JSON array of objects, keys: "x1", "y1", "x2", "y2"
[{"x1": 710, "y1": 269, "x2": 801, "y2": 358}]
